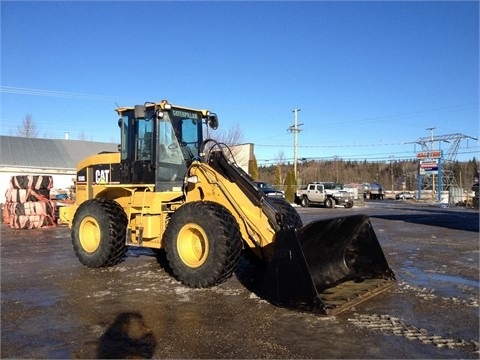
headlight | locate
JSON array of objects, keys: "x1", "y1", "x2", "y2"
[{"x1": 186, "y1": 175, "x2": 198, "y2": 184}]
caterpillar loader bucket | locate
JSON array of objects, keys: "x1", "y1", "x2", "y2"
[{"x1": 264, "y1": 214, "x2": 395, "y2": 316}]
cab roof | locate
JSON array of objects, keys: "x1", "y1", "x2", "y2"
[{"x1": 115, "y1": 100, "x2": 211, "y2": 117}]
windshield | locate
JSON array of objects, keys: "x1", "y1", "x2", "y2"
[
  {"x1": 157, "y1": 116, "x2": 184, "y2": 165},
  {"x1": 168, "y1": 108, "x2": 202, "y2": 161},
  {"x1": 257, "y1": 182, "x2": 276, "y2": 191}
]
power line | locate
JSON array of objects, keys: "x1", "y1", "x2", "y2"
[
  {"x1": 0, "y1": 86, "x2": 135, "y2": 102},
  {"x1": 309, "y1": 104, "x2": 478, "y2": 129},
  {"x1": 256, "y1": 146, "x2": 480, "y2": 165},
  {"x1": 255, "y1": 141, "x2": 407, "y2": 148}
]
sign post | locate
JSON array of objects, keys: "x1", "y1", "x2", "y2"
[{"x1": 417, "y1": 150, "x2": 443, "y2": 201}]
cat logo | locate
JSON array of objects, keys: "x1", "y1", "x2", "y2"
[{"x1": 95, "y1": 169, "x2": 110, "y2": 184}]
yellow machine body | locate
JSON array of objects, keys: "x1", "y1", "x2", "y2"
[{"x1": 60, "y1": 100, "x2": 395, "y2": 316}]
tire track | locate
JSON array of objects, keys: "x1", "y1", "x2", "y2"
[{"x1": 348, "y1": 313, "x2": 478, "y2": 350}]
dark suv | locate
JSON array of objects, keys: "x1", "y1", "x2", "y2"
[{"x1": 254, "y1": 181, "x2": 285, "y2": 198}]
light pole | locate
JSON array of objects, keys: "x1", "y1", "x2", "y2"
[{"x1": 289, "y1": 108, "x2": 303, "y2": 181}]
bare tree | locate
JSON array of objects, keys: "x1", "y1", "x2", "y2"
[
  {"x1": 16, "y1": 114, "x2": 38, "y2": 138},
  {"x1": 212, "y1": 123, "x2": 245, "y2": 146},
  {"x1": 206, "y1": 123, "x2": 246, "y2": 157},
  {"x1": 207, "y1": 123, "x2": 253, "y2": 172},
  {"x1": 274, "y1": 151, "x2": 286, "y2": 165}
]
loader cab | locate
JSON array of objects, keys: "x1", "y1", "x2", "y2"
[{"x1": 117, "y1": 102, "x2": 214, "y2": 191}]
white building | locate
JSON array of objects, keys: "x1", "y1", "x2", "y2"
[{"x1": 0, "y1": 136, "x2": 118, "y2": 201}]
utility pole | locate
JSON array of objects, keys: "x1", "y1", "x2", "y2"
[
  {"x1": 389, "y1": 155, "x2": 395, "y2": 191},
  {"x1": 288, "y1": 108, "x2": 303, "y2": 181}
]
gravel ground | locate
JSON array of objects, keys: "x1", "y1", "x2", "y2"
[{"x1": 1, "y1": 200, "x2": 478, "y2": 359}]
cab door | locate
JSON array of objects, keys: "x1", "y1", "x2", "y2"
[
  {"x1": 309, "y1": 184, "x2": 325, "y2": 203},
  {"x1": 132, "y1": 118, "x2": 155, "y2": 184}
]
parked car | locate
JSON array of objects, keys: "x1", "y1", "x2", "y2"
[
  {"x1": 254, "y1": 181, "x2": 285, "y2": 198},
  {"x1": 396, "y1": 191, "x2": 416, "y2": 200}
]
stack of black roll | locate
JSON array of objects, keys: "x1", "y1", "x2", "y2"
[{"x1": 3, "y1": 175, "x2": 56, "y2": 229}]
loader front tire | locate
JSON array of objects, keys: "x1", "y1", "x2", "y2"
[
  {"x1": 164, "y1": 201, "x2": 242, "y2": 288},
  {"x1": 267, "y1": 197, "x2": 303, "y2": 229},
  {"x1": 71, "y1": 198, "x2": 127, "y2": 268}
]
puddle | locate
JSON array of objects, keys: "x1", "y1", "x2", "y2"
[
  {"x1": 428, "y1": 273, "x2": 479, "y2": 288},
  {"x1": 7, "y1": 288, "x2": 63, "y2": 307},
  {"x1": 401, "y1": 266, "x2": 479, "y2": 293}
]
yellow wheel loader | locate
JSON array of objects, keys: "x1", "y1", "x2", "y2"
[{"x1": 59, "y1": 100, "x2": 395, "y2": 316}]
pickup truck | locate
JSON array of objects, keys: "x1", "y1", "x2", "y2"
[{"x1": 295, "y1": 182, "x2": 354, "y2": 208}]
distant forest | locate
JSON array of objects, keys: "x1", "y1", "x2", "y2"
[{"x1": 257, "y1": 157, "x2": 479, "y2": 192}]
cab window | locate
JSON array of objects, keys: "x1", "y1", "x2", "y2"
[{"x1": 137, "y1": 118, "x2": 154, "y2": 161}]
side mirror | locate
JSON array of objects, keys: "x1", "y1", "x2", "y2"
[{"x1": 208, "y1": 113, "x2": 219, "y2": 130}]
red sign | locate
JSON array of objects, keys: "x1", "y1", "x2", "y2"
[{"x1": 417, "y1": 150, "x2": 442, "y2": 159}]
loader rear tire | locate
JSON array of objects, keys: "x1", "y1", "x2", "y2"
[
  {"x1": 164, "y1": 201, "x2": 242, "y2": 288},
  {"x1": 71, "y1": 198, "x2": 127, "y2": 268}
]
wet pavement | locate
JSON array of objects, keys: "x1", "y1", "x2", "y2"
[{"x1": 1, "y1": 200, "x2": 479, "y2": 359}]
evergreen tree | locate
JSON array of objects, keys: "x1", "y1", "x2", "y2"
[
  {"x1": 274, "y1": 166, "x2": 281, "y2": 186},
  {"x1": 249, "y1": 156, "x2": 259, "y2": 181},
  {"x1": 284, "y1": 168, "x2": 296, "y2": 203}
]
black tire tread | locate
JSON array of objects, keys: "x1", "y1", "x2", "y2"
[
  {"x1": 325, "y1": 197, "x2": 335, "y2": 208},
  {"x1": 71, "y1": 198, "x2": 127, "y2": 267},
  {"x1": 164, "y1": 201, "x2": 242, "y2": 288},
  {"x1": 300, "y1": 196, "x2": 309, "y2": 208},
  {"x1": 265, "y1": 197, "x2": 303, "y2": 229}
]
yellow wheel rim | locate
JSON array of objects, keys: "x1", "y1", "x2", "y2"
[
  {"x1": 79, "y1": 216, "x2": 101, "y2": 253},
  {"x1": 177, "y1": 223, "x2": 209, "y2": 268}
]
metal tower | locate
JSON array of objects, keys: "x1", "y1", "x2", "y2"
[
  {"x1": 408, "y1": 133, "x2": 478, "y2": 191},
  {"x1": 410, "y1": 133, "x2": 477, "y2": 163}
]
